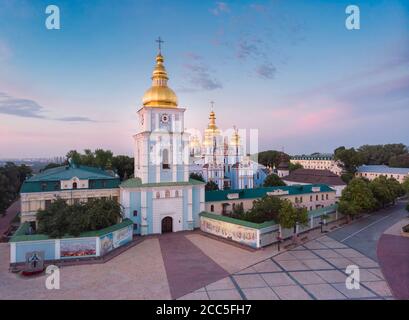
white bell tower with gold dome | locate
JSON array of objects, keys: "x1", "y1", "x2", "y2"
[
  {"x1": 134, "y1": 39, "x2": 190, "y2": 184},
  {"x1": 121, "y1": 39, "x2": 205, "y2": 236}
]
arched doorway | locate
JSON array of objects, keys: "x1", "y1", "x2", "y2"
[{"x1": 161, "y1": 216, "x2": 173, "y2": 233}]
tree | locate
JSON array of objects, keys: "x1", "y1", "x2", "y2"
[
  {"x1": 385, "y1": 177, "x2": 405, "y2": 203},
  {"x1": 338, "y1": 178, "x2": 377, "y2": 219},
  {"x1": 205, "y1": 181, "x2": 219, "y2": 191},
  {"x1": 358, "y1": 144, "x2": 408, "y2": 165},
  {"x1": 190, "y1": 172, "x2": 205, "y2": 182},
  {"x1": 111, "y1": 155, "x2": 134, "y2": 180},
  {"x1": 288, "y1": 162, "x2": 303, "y2": 172},
  {"x1": 389, "y1": 154, "x2": 409, "y2": 168},
  {"x1": 247, "y1": 196, "x2": 283, "y2": 223},
  {"x1": 278, "y1": 199, "x2": 308, "y2": 240},
  {"x1": 41, "y1": 162, "x2": 62, "y2": 172},
  {"x1": 334, "y1": 146, "x2": 364, "y2": 174},
  {"x1": 369, "y1": 176, "x2": 394, "y2": 208},
  {"x1": 0, "y1": 162, "x2": 33, "y2": 216},
  {"x1": 37, "y1": 198, "x2": 123, "y2": 238},
  {"x1": 263, "y1": 174, "x2": 286, "y2": 187},
  {"x1": 251, "y1": 150, "x2": 290, "y2": 168},
  {"x1": 403, "y1": 177, "x2": 409, "y2": 195}
]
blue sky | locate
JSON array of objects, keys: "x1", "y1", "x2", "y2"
[{"x1": 0, "y1": 0, "x2": 408, "y2": 157}]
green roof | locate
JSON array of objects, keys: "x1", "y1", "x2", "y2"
[
  {"x1": 120, "y1": 177, "x2": 205, "y2": 188},
  {"x1": 205, "y1": 184, "x2": 335, "y2": 202},
  {"x1": 20, "y1": 164, "x2": 120, "y2": 193},
  {"x1": 10, "y1": 218, "x2": 133, "y2": 242},
  {"x1": 200, "y1": 211, "x2": 276, "y2": 229}
]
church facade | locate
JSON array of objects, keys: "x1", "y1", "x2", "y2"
[
  {"x1": 189, "y1": 111, "x2": 268, "y2": 190},
  {"x1": 120, "y1": 49, "x2": 205, "y2": 235}
]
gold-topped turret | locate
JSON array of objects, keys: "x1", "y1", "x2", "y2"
[
  {"x1": 230, "y1": 127, "x2": 240, "y2": 147},
  {"x1": 142, "y1": 38, "x2": 178, "y2": 108}
]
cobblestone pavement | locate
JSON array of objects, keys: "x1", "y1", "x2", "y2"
[
  {"x1": 377, "y1": 217, "x2": 409, "y2": 299},
  {"x1": 179, "y1": 235, "x2": 393, "y2": 300}
]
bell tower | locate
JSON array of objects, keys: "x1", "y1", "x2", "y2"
[{"x1": 134, "y1": 39, "x2": 190, "y2": 184}]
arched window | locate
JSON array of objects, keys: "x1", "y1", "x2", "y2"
[
  {"x1": 210, "y1": 205, "x2": 214, "y2": 212},
  {"x1": 165, "y1": 190, "x2": 170, "y2": 198},
  {"x1": 156, "y1": 192, "x2": 160, "y2": 199},
  {"x1": 162, "y1": 149, "x2": 170, "y2": 169},
  {"x1": 73, "y1": 182, "x2": 77, "y2": 189},
  {"x1": 175, "y1": 190, "x2": 179, "y2": 197}
]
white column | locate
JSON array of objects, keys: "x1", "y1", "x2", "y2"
[
  {"x1": 10, "y1": 242, "x2": 16, "y2": 263},
  {"x1": 95, "y1": 237, "x2": 101, "y2": 257},
  {"x1": 55, "y1": 239, "x2": 61, "y2": 259},
  {"x1": 141, "y1": 191, "x2": 148, "y2": 235},
  {"x1": 187, "y1": 188, "x2": 193, "y2": 222},
  {"x1": 310, "y1": 216, "x2": 314, "y2": 229}
]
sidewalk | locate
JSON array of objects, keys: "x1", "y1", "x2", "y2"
[{"x1": 377, "y1": 217, "x2": 409, "y2": 299}]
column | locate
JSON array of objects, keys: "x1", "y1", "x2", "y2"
[{"x1": 140, "y1": 191, "x2": 148, "y2": 235}]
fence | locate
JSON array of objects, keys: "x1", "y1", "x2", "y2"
[
  {"x1": 9, "y1": 219, "x2": 134, "y2": 264},
  {"x1": 200, "y1": 204, "x2": 340, "y2": 249}
]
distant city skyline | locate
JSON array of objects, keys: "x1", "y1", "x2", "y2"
[{"x1": 1, "y1": 0, "x2": 408, "y2": 158}]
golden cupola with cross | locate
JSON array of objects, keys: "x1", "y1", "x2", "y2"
[
  {"x1": 204, "y1": 110, "x2": 221, "y2": 147},
  {"x1": 142, "y1": 42, "x2": 178, "y2": 108}
]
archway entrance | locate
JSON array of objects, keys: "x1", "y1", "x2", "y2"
[{"x1": 161, "y1": 216, "x2": 173, "y2": 233}]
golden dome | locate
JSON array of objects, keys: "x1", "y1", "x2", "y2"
[
  {"x1": 204, "y1": 110, "x2": 221, "y2": 146},
  {"x1": 142, "y1": 53, "x2": 178, "y2": 108},
  {"x1": 230, "y1": 128, "x2": 240, "y2": 147}
]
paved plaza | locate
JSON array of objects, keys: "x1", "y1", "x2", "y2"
[
  {"x1": 179, "y1": 235, "x2": 393, "y2": 300},
  {"x1": 1, "y1": 203, "x2": 406, "y2": 300}
]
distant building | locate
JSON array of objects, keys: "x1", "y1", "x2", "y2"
[
  {"x1": 20, "y1": 161, "x2": 120, "y2": 224},
  {"x1": 276, "y1": 162, "x2": 290, "y2": 178},
  {"x1": 356, "y1": 165, "x2": 409, "y2": 183},
  {"x1": 290, "y1": 154, "x2": 343, "y2": 176},
  {"x1": 188, "y1": 111, "x2": 268, "y2": 190},
  {"x1": 282, "y1": 169, "x2": 346, "y2": 197},
  {"x1": 205, "y1": 184, "x2": 336, "y2": 215}
]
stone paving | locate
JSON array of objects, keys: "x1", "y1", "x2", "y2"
[
  {"x1": 377, "y1": 217, "x2": 409, "y2": 299},
  {"x1": 179, "y1": 235, "x2": 393, "y2": 300}
]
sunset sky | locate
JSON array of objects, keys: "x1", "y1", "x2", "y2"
[{"x1": 0, "y1": 0, "x2": 408, "y2": 158}]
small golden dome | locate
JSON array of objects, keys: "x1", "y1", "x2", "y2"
[
  {"x1": 230, "y1": 129, "x2": 240, "y2": 146},
  {"x1": 142, "y1": 53, "x2": 178, "y2": 108}
]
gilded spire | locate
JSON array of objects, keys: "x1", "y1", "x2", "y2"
[
  {"x1": 142, "y1": 38, "x2": 178, "y2": 108},
  {"x1": 231, "y1": 126, "x2": 240, "y2": 146}
]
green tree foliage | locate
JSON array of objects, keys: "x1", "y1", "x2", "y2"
[
  {"x1": 37, "y1": 198, "x2": 123, "y2": 238},
  {"x1": 189, "y1": 172, "x2": 205, "y2": 182},
  {"x1": 205, "y1": 180, "x2": 219, "y2": 191},
  {"x1": 231, "y1": 202, "x2": 244, "y2": 216},
  {"x1": 245, "y1": 196, "x2": 283, "y2": 223},
  {"x1": 338, "y1": 178, "x2": 377, "y2": 218},
  {"x1": 288, "y1": 162, "x2": 303, "y2": 172},
  {"x1": 263, "y1": 174, "x2": 286, "y2": 187},
  {"x1": 41, "y1": 162, "x2": 63, "y2": 172},
  {"x1": 369, "y1": 176, "x2": 394, "y2": 208},
  {"x1": 251, "y1": 150, "x2": 289, "y2": 168},
  {"x1": 334, "y1": 146, "x2": 364, "y2": 174},
  {"x1": 65, "y1": 149, "x2": 134, "y2": 180},
  {"x1": 403, "y1": 177, "x2": 409, "y2": 195},
  {"x1": 277, "y1": 199, "x2": 308, "y2": 234},
  {"x1": 389, "y1": 154, "x2": 409, "y2": 168},
  {"x1": 111, "y1": 155, "x2": 134, "y2": 181},
  {"x1": 358, "y1": 144, "x2": 408, "y2": 165},
  {"x1": 0, "y1": 163, "x2": 33, "y2": 215}
]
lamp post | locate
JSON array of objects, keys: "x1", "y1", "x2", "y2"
[{"x1": 276, "y1": 231, "x2": 282, "y2": 251}]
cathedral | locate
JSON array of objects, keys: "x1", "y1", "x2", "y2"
[
  {"x1": 189, "y1": 111, "x2": 268, "y2": 190},
  {"x1": 120, "y1": 47, "x2": 205, "y2": 235}
]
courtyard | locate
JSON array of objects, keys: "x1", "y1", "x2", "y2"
[{"x1": 0, "y1": 201, "x2": 406, "y2": 300}]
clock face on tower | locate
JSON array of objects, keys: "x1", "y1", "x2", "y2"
[{"x1": 160, "y1": 113, "x2": 169, "y2": 124}]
